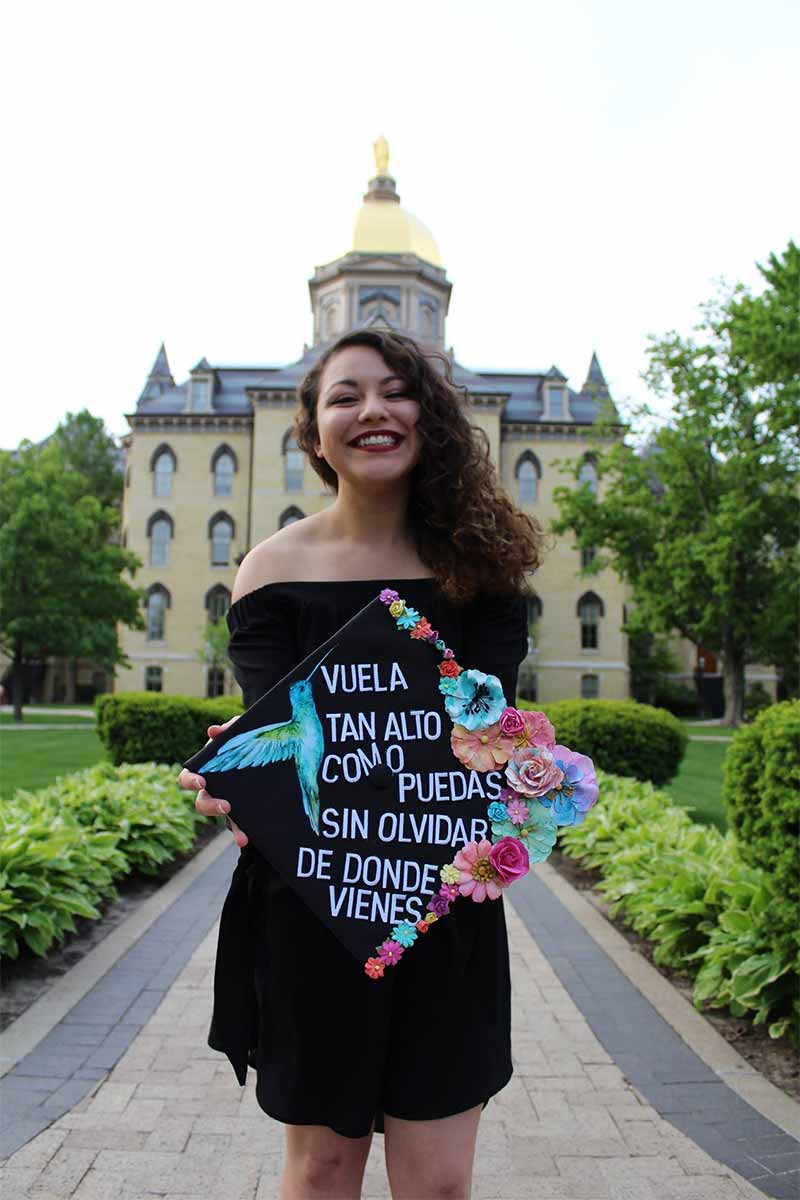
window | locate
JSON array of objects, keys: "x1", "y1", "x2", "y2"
[
  {"x1": 192, "y1": 377, "x2": 211, "y2": 410},
  {"x1": 212, "y1": 446, "x2": 237, "y2": 497},
  {"x1": 209, "y1": 514, "x2": 234, "y2": 566},
  {"x1": 145, "y1": 585, "x2": 170, "y2": 640},
  {"x1": 206, "y1": 584, "x2": 231, "y2": 622},
  {"x1": 150, "y1": 445, "x2": 176, "y2": 497},
  {"x1": 548, "y1": 386, "x2": 565, "y2": 419},
  {"x1": 577, "y1": 591, "x2": 604, "y2": 650},
  {"x1": 279, "y1": 506, "x2": 305, "y2": 528},
  {"x1": 581, "y1": 674, "x2": 600, "y2": 699},
  {"x1": 578, "y1": 457, "x2": 598, "y2": 495},
  {"x1": 147, "y1": 512, "x2": 173, "y2": 567},
  {"x1": 284, "y1": 433, "x2": 304, "y2": 492},
  {"x1": 518, "y1": 662, "x2": 537, "y2": 702},
  {"x1": 145, "y1": 666, "x2": 163, "y2": 692},
  {"x1": 206, "y1": 667, "x2": 225, "y2": 698},
  {"x1": 515, "y1": 453, "x2": 540, "y2": 505},
  {"x1": 581, "y1": 546, "x2": 597, "y2": 570}
]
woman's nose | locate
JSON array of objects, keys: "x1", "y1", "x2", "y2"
[{"x1": 357, "y1": 390, "x2": 390, "y2": 420}]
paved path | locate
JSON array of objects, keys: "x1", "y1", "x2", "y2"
[
  {"x1": 1, "y1": 846, "x2": 797, "y2": 1199},
  {"x1": 0, "y1": 708, "x2": 95, "y2": 718},
  {"x1": 1, "y1": 724, "x2": 98, "y2": 731}
]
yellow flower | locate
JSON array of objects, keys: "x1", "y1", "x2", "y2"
[
  {"x1": 425, "y1": 912, "x2": 438, "y2": 924},
  {"x1": 389, "y1": 600, "x2": 406, "y2": 618},
  {"x1": 440, "y1": 863, "x2": 460, "y2": 884}
]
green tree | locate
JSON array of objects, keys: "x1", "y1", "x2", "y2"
[
  {"x1": 552, "y1": 244, "x2": 800, "y2": 726},
  {"x1": 0, "y1": 442, "x2": 143, "y2": 721},
  {"x1": 52, "y1": 410, "x2": 124, "y2": 512},
  {"x1": 197, "y1": 616, "x2": 231, "y2": 670}
]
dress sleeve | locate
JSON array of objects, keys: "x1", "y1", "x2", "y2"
[
  {"x1": 226, "y1": 587, "x2": 300, "y2": 710},
  {"x1": 460, "y1": 592, "x2": 529, "y2": 709}
]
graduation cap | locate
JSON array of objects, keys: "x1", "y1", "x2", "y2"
[{"x1": 185, "y1": 588, "x2": 598, "y2": 978}]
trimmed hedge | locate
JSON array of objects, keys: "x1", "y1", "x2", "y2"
[
  {"x1": 560, "y1": 770, "x2": 798, "y2": 1041},
  {"x1": 1, "y1": 763, "x2": 203, "y2": 959},
  {"x1": 518, "y1": 698, "x2": 686, "y2": 787},
  {"x1": 96, "y1": 692, "x2": 243, "y2": 766},
  {"x1": 724, "y1": 700, "x2": 800, "y2": 945}
]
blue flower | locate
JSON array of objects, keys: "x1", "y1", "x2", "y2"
[
  {"x1": 435, "y1": 639, "x2": 446, "y2": 651},
  {"x1": 487, "y1": 801, "x2": 509, "y2": 822},
  {"x1": 439, "y1": 676, "x2": 459, "y2": 696},
  {"x1": 490, "y1": 806, "x2": 557, "y2": 864},
  {"x1": 396, "y1": 607, "x2": 420, "y2": 630},
  {"x1": 391, "y1": 921, "x2": 418, "y2": 947},
  {"x1": 443, "y1": 669, "x2": 506, "y2": 731},
  {"x1": 539, "y1": 748, "x2": 598, "y2": 826}
]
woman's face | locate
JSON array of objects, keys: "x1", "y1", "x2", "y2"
[{"x1": 315, "y1": 346, "x2": 422, "y2": 489}]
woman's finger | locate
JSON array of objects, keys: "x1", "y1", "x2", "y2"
[
  {"x1": 195, "y1": 788, "x2": 230, "y2": 817},
  {"x1": 178, "y1": 768, "x2": 206, "y2": 792}
]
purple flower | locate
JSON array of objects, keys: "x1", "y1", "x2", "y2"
[
  {"x1": 439, "y1": 882, "x2": 459, "y2": 901},
  {"x1": 427, "y1": 894, "x2": 451, "y2": 917},
  {"x1": 380, "y1": 588, "x2": 400, "y2": 605},
  {"x1": 540, "y1": 746, "x2": 599, "y2": 826}
]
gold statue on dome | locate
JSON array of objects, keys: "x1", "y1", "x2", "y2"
[{"x1": 373, "y1": 134, "x2": 390, "y2": 176}]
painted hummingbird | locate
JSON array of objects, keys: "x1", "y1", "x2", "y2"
[{"x1": 201, "y1": 646, "x2": 335, "y2": 834}]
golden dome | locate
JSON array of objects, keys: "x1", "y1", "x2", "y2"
[{"x1": 351, "y1": 137, "x2": 442, "y2": 267}]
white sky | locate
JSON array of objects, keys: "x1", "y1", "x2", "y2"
[{"x1": 3, "y1": 0, "x2": 798, "y2": 448}]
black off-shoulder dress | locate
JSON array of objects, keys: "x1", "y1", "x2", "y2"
[{"x1": 208, "y1": 578, "x2": 528, "y2": 1139}]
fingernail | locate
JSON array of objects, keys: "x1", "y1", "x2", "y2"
[
  {"x1": 197, "y1": 776, "x2": 206, "y2": 788},
  {"x1": 217, "y1": 802, "x2": 229, "y2": 815}
]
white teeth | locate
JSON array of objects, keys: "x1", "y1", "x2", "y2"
[{"x1": 354, "y1": 434, "x2": 399, "y2": 447}]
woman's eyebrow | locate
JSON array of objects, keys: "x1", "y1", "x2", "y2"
[{"x1": 323, "y1": 374, "x2": 405, "y2": 395}]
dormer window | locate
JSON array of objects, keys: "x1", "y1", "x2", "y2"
[
  {"x1": 192, "y1": 377, "x2": 211, "y2": 411},
  {"x1": 547, "y1": 386, "x2": 566, "y2": 419}
]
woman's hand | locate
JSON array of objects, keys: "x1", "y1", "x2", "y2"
[{"x1": 178, "y1": 717, "x2": 249, "y2": 848}]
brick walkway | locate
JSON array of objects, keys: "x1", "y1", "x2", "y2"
[{"x1": 0, "y1": 901, "x2": 768, "y2": 1200}]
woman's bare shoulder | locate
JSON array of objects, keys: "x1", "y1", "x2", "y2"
[{"x1": 232, "y1": 518, "x2": 323, "y2": 603}]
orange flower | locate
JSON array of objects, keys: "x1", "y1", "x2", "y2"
[
  {"x1": 411, "y1": 618, "x2": 433, "y2": 640},
  {"x1": 439, "y1": 659, "x2": 462, "y2": 677},
  {"x1": 364, "y1": 956, "x2": 385, "y2": 979}
]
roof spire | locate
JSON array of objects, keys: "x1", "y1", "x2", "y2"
[
  {"x1": 585, "y1": 351, "x2": 608, "y2": 391},
  {"x1": 138, "y1": 342, "x2": 175, "y2": 404}
]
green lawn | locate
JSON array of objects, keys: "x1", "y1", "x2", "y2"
[
  {"x1": 665, "y1": 738, "x2": 730, "y2": 830},
  {"x1": 1, "y1": 712, "x2": 96, "y2": 725},
  {"x1": 0, "y1": 728, "x2": 107, "y2": 800},
  {"x1": 680, "y1": 722, "x2": 735, "y2": 740}
]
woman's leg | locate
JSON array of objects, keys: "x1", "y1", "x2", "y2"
[
  {"x1": 383, "y1": 1105, "x2": 483, "y2": 1199},
  {"x1": 280, "y1": 1124, "x2": 373, "y2": 1200}
]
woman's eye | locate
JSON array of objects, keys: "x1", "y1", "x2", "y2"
[{"x1": 385, "y1": 393, "x2": 407, "y2": 400}]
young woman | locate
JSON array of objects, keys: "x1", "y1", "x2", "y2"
[{"x1": 181, "y1": 330, "x2": 544, "y2": 1199}]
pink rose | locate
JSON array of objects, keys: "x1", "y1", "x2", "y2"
[
  {"x1": 506, "y1": 746, "x2": 564, "y2": 797},
  {"x1": 489, "y1": 836, "x2": 530, "y2": 885},
  {"x1": 519, "y1": 710, "x2": 556, "y2": 750},
  {"x1": 499, "y1": 707, "x2": 526, "y2": 737}
]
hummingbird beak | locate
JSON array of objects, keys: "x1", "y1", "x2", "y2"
[{"x1": 305, "y1": 644, "x2": 337, "y2": 681}]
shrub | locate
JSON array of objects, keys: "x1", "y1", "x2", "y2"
[
  {"x1": 518, "y1": 699, "x2": 686, "y2": 786},
  {"x1": 653, "y1": 680, "x2": 702, "y2": 718},
  {"x1": 560, "y1": 770, "x2": 798, "y2": 1041},
  {"x1": 0, "y1": 796, "x2": 125, "y2": 958},
  {"x1": 96, "y1": 692, "x2": 243, "y2": 766},
  {"x1": 29, "y1": 762, "x2": 203, "y2": 875},
  {"x1": 743, "y1": 682, "x2": 772, "y2": 722}
]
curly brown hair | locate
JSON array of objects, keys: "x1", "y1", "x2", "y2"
[{"x1": 294, "y1": 330, "x2": 545, "y2": 604}]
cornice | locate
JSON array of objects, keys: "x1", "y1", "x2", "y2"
[
  {"x1": 247, "y1": 390, "x2": 298, "y2": 407},
  {"x1": 465, "y1": 394, "x2": 506, "y2": 409},
  {"x1": 126, "y1": 413, "x2": 253, "y2": 432},
  {"x1": 501, "y1": 422, "x2": 624, "y2": 440}
]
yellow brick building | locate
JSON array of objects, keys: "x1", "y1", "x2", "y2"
[{"x1": 118, "y1": 148, "x2": 632, "y2": 703}]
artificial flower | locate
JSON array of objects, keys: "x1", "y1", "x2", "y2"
[
  {"x1": 514, "y1": 709, "x2": 556, "y2": 751},
  {"x1": 439, "y1": 676, "x2": 459, "y2": 696},
  {"x1": 489, "y1": 836, "x2": 530, "y2": 884},
  {"x1": 498, "y1": 707, "x2": 526, "y2": 738},
  {"x1": 396, "y1": 607, "x2": 421, "y2": 630},
  {"x1": 439, "y1": 659, "x2": 462, "y2": 678},
  {"x1": 450, "y1": 722, "x2": 514, "y2": 772},
  {"x1": 487, "y1": 800, "x2": 509, "y2": 823},
  {"x1": 416, "y1": 920, "x2": 431, "y2": 934},
  {"x1": 443, "y1": 648, "x2": 455, "y2": 659},
  {"x1": 391, "y1": 921, "x2": 418, "y2": 947},
  {"x1": 539, "y1": 746, "x2": 599, "y2": 826},
  {"x1": 491, "y1": 806, "x2": 557, "y2": 864},
  {"x1": 411, "y1": 618, "x2": 434, "y2": 640},
  {"x1": 388, "y1": 599, "x2": 406, "y2": 618},
  {"x1": 506, "y1": 746, "x2": 563, "y2": 798},
  {"x1": 364, "y1": 956, "x2": 385, "y2": 979},
  {"x1": 426, "y1": 628, "x2": 439, "y2": 643},
  {"x1": 439, "y1": 882, "x2": 459, "y2": 902},
  {"x1": 443, "y1": 669, "x2": 507, "y2": 731},
  {"x1": 427, "y1": 894, "x2": 451, "y2": 917},
  {"x1": 425, "y1": 912, "x2": 438, "y2": 924},
  {"x1": 378, "y1": 939, "x2": 404, "y2": 965},
  {"x1": 380, "y1": 588, "x2": 399, "y2": 605},
  {"x1": 440, "y1": 863, "x2": 461, "y2": 884},
  {"x1": 435, "y1": 639, "x2": 446, "y2": 651},
  {"x1": 506, "y1": 798, "x2": 530, "y2": 825},
  {"x1": 453, "y1": 838, "x2": 506, "y2": 902}
]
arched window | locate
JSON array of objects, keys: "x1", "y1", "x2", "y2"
[
  {"x1": 211, "y1": 445, "x2": 237, "y2": 497},
  {"x1": 581, "y1": 546, "x2": 597, "y2": 570},
  {"x1": 581, "y1": 674, "x2": 600, "y2": 699},
  {"x1": 145, "y1": 584, "x2": 170, "y2": 640},
  {"x1": 515, "y1": 452, "x2": 541, "y2": 504},
  {"x1": 283, "y1": 431, "x2": 304, "y2": 492},
  {"x1": 577, "y1": 591, "x2": 604, "y2": 650},
  {"x1": 578, "y1": 456, "x2": 598, "y2": 495},
  {"x1": 279, "y1": 506, "x2": 305, "y2": 529},
  {"x1": 150, "y1": 445, "x2": 176, "y2": 497},
  {"x1": 209, "y1": 513, "x2": 234, "y2": 566},
  {"x1": 205, "y1": 584, "x2": 231, "y2": 622},
  {"x1": 147, "y1": 511, "x2": 173, "y2": 567}
]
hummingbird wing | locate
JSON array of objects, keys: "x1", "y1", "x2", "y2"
[{"x1": 202, "y1": 716, "x2": 302, "y2": 773}]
